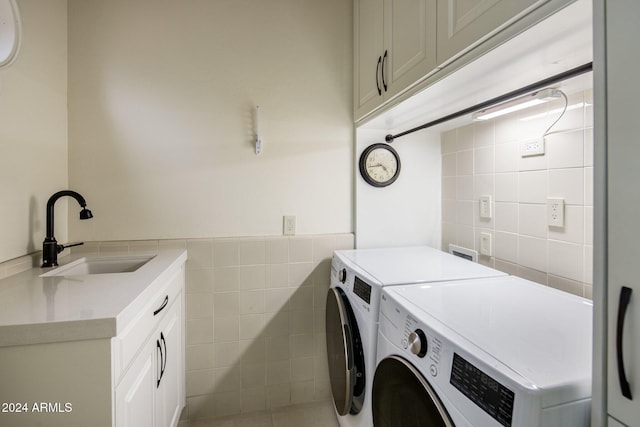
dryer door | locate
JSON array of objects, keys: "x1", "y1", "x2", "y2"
[
  {"x1": 373, "y1": 356, "x2": 454, "y2": 427},
  {"x1": 325, "y1": 287, "x2": 366, "y2": 416}
]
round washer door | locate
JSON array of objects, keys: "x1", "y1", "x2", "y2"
[
  {"x1": 325, "y1": 287, "x2": 365, "y2": 416},
  {"x1": 373, "y1": 356, "x2": 454, "y2": 427}
]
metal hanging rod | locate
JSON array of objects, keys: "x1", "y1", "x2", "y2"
[{"x1": 384, "y1": 62, "x2": 593, "y2": 143}]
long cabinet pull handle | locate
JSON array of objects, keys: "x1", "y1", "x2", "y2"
[
  {"x1": 375, "y1": 56, "x2": 382, "y2": 96},
  {"x1": 160, "y1": 332, "x2": 167, "y2": 384},
  {"x1": 153, "y1": 295, "x2": 169, "y2": 316},
  {"x1": 616, "y1": 286, "x2": 633, "y2": 400},
  {"x1": 381, "y1": 50, "x2": 388, "y2": 92},
  {"x1": 156, "y1": 338, "x2": 163, "y2": 388}
]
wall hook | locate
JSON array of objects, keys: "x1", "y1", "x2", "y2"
[{"x1": 255, "y1": 105, "x2": 262, "y2": 155}]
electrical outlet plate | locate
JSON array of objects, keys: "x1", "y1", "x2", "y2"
[
  {"x1": 547, "y1": 198, "x2": 564, "y2": 227},
  {"x1": 521, "y1": 137, "x2": 545, "y2": 157},
  {"x1": 283, "y1": 215, "x2": 296, "y2": 235},
  {"x1": 480, "y1": 232, "x2": 492, "y2": 256},
  {"x1": 479, "y1": 195, "x2": 492, "y2": 219}
]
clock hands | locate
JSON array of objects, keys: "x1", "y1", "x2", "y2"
[{"x1": 369, "y1": 163, "x2": 389, "y2": 173}]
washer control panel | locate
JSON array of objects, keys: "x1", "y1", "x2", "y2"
[
  {"x1": 331, "y1": 255, "x2": 374, "y2": 315},
  {"x1": 381, "y1": 297, "x2": 445, "y2": 379},
  {"x1": 404, "y1": 318, "x2": 443, "y2": 378},
  {"x1": 353, "y1": 276, "x2": 372, "y2": 304},
  {"x1": 450, "y1": 353, "x2": 515, "y2": 427}
]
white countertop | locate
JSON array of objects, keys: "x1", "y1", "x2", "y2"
[{"x1": 0, "y1": 249, "x2": 187, "y2": 347}]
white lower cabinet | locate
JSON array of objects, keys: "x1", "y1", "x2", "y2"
[
  {"x1": 116, "y1": 342, "x2": 155, "y2": 427},
  {"x1": 116, "y1": 290, "x2": 183, "y2": 427},
  {"x1": 0, "y1": 259, "x2": 186, "y2": 427},
  {"x1": 155, "y1": 294, "x2": 183, "y2": 427}
]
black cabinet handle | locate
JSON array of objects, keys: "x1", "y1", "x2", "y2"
[
  {"x1": 160, "y1": 332, "x2": 167, "y2": 384},
  {"x1": 156, "y1": 338, "x2": 163, "y2": 388},
  {"x1": 376, "y1": 56, "x2": 382, "y2": 96},
  {"x1": 381, "y1": 50, "x2": 388, "y2": 92},
  {"x1": 156, "y1": 332, "x2": 168, "y2": 388},
  {"x1": 616, "y1": 286, "x2": 633, "y2": 400},
  {"x1": 153, "y1": 295, "x2": 169, "y2": 316}
]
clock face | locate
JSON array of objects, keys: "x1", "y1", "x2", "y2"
[{"x1": 359, "y1": 143, "x2": 401, "y2": 187}]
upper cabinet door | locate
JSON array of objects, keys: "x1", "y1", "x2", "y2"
[
  {"x1": 354, "y1": 0, "x2": 437, "y2": 121},
  {"x1": 0, "y1": 0, "x2": 21, "y2": 68},
  {"x1": 354, "y1": 0, "x2": 385, "y2": 120},
  {"x1": 436, "y1": 0, "x2": 547, "y2": 65},
  {"x1": 384, "y1": 0, "x2": 437, "y2": 100}
]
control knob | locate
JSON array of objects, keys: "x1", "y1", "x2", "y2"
[
  {"x1": 408, "y1": 329, "x2": 428, "y2": 358},
  {"x1": 338, "y1": 268, "x2": 347, "y2": 284}
]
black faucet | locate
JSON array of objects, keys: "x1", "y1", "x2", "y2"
[{"x1": 41, "y1": 190, "x2": 94, "y2": 268}]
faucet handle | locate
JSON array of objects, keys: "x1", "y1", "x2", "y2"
[{"x1": 57, "y1": 242, "x2": 85, "y2": 254}]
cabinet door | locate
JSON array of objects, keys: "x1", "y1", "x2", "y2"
[
  {"x1": 383, "y1": 0, "x2": 437, "y2": 100},
  {"x1": 606, "y1": 0, "x2": 640, "y2": 424},
  {"x1": 116, "y1": 340, "x2": 156, "y2": 427},
  {"x1": 436, "y1": 0, "x2": 547, "y2": 64},
  {"x1": 354, "y1": 0, "x2": 385, "y2": 120},
  {"x1": 155, "y1": 295, "x2": 184, "y2": 427},
  {"x1": 608, "y1": 417, "x2": 627, "y2": 427}
]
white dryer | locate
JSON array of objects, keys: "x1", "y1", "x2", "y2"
[
  {"x1": 325, "y1": 246, "x2": 507, "y2": 427},
  {"x1": 374, "y1": 276, "x2": 593, "y2": 426}
]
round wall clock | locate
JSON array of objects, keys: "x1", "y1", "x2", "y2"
[{"x1": 359, "y1": 143, "x2": 401, "y2": 187}]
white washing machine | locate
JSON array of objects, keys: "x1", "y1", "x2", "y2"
[
  {"x1": 374, "y1": 276, "x2": 593, "y2": 426},
  {"x1": 325, "y1": 246, "x2": 507, "y2": 427}
]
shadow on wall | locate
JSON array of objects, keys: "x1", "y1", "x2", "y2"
[{"x1": 27, "y1": 196, "x2": 40, "y2": 255}]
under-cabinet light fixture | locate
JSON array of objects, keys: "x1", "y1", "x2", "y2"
[
  {"x1": 519, "y1": 102, "x2": 588, "y2": 121},
  {"x1": 472, "y1": 88, "x2": 563, "y2": 121}
]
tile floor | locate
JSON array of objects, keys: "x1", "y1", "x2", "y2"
[{"x1": 178, "y1": 400, "x2": 339, "y2": 427}]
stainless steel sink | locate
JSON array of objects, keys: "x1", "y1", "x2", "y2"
[{"x1": 40, "y1": 255, "x2": 155, "y2": 277}]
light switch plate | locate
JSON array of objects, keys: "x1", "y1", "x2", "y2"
[
  {"x1": 479, "y1": 195, "x2": 492, "y2": 219},
  {"x1": 283, "y1": 215, "x2": 296, "y2": 235},
  {"x1": 480, "y1": 232, "x2": 492, "y2": 256},
  {"x1": 547, "y1": 198, "x2": 564, "y2": 227}
]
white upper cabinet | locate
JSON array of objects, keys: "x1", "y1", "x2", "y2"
[
  {"x1": 354, "y1": 0, "x2": 578, "y2": 121},
  {"x1": 355, "y1": 0, "x2": 385, "y2": 120},
  {"x1": 436, "y1": 0, "x2": 548, "y2": 64},
  {"x1": 0, "y1": 0, "x2": 21, "y2": 68},
  {"x1": 385, "y1": 0, "x2": 438, "y2": 100},
  {"x1": 354, "y1": 0, "x2": 437, "y2": 121}
]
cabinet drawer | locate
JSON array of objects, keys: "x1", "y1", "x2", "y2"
[{"x1": 113, "y1": 265, "x2": 185, "y2": 382}]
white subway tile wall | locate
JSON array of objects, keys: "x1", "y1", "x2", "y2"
[
  {"x1": 60, "y1": 234, "x2": 353, "y2": 422},
  {"x1": 442, "y1": 89, "x2": 593, "y2": 298}
]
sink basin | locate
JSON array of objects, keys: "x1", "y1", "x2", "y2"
[{"x1": 40, "y1": 255, "x2": 155, "y2": 277}]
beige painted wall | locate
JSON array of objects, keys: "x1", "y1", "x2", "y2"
[
  {"x1": 67, "y1": 0, "x2": 354, "y2": 243},
  {"x1": 0, "y1": 0, "x2": 68, "y2": 263}
]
